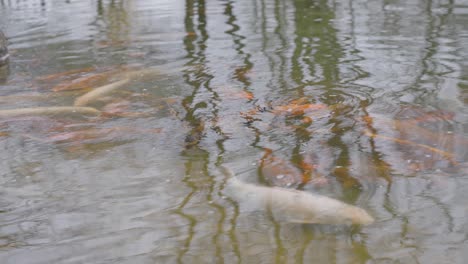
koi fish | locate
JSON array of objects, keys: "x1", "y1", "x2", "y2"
[
  {"x1": 74, "y1": 79, "x2": 130, "y2": 106},
  {"x1": 0, "y1": 106, "x2": 101, "y2": 118},
  {"x1": 221, "y1": 166, "x2": 374, "y2": 225}
]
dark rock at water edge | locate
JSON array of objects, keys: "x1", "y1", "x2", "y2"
[
  {"x1": 0, "y1": 30, "x2": 9, "y2": 66},
  {"x1": 0, "y1": 30, "x2": 9, "y2": 84}
]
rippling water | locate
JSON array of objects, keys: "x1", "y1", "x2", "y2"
[{"x1": 1, "y1": 0, "x2": 468, "y2": 263}]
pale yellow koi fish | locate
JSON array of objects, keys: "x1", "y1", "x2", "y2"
[
  {"x1": 74, "y1": 79, "x2": 131, "y2": 107},
  {"x1": 221, "y1": 166, "x2": 374, "y2": 225}
]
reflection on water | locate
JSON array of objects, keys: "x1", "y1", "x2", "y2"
[{"x1": 1, "y1": 0, "x2": 468, "y2": 263}]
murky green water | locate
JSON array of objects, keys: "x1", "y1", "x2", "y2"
[{"x1": 1, "y1": 0, "x2": 468, "y2": 263}]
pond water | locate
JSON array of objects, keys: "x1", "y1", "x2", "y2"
[{"x1": 1, "y1": 0, "x2": 468, "y2": 263}]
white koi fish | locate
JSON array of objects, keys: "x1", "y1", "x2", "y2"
[
  {"x1": 0, "y1": 106, "x2": 101, "y2": 118},
  {"x1": 221, "y1": 166, "x2": 374, "y2": 225}
]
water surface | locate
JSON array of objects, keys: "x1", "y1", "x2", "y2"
[{"x1": 1, "y1": 0, "x2": 468, "y2": 263}]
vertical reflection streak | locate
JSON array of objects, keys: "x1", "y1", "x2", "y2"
[
  {"x1": 181, "y1": 0, "x2": 235, "y2": 262},
  {"x1": 257, "y1": 1, "x2": 288, "y2": 261},
  {"x1": 291, "y1": 0, "x2": 361, "y2": 190},
  {"x1": 192, "y1": 3, "x2": 233, "y2": 259},
  {"x1": 220, "y1": 0, "x2": 258, "y2": 262},
  {"x1": 175, "y1": 157, "x2": 200, "y2": 264},
  {"x1": 410, "y1": 0, "x2": 454, "y2": 101},
  {"x1": 260, "y1": 0, "x2": 277, "y2": 106},
  {"x1": 272, "y1": 0, "x2": 294, "y2": 262},
  {"x1": 176, "y1": 1, "x2": 199, "y2": 261},
  {"x1": 290, "y1": 0, "x2": 371, "y2": 261},
  {"x1": 341, "y1": 0, "x2": 370, "y2": 84},
  {"x1": 178, "y1": 0, "x2": 211, "y2": 262},
  {"x1": 273, "y1": 0, "x2": 289, "y2": 94}
]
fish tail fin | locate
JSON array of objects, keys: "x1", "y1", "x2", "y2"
[
  {"x1": 220, "y1": 166, "x2": 243, "y2": 187},
  {"x1": 220, "y1": 165, "x2": 234, "y2": 179}
]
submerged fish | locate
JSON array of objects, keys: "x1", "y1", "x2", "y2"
[
  {"x1": 221, "y1": 167, "x2": 374, "y2": 225},
  {"x1": 0, "y1": 106, "x2": 101, "y2": 118},
  {"x1": 74, "y1": 79, "x2": 130, "y2": 107}
]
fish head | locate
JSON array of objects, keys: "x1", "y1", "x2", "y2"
[{"x1": 344, "y1": 207, "x2": 375, "y2": 225}]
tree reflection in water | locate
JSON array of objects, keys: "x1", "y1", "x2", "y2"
[{"x1": 0, "y1": 0, "x2": 468, "y2": 263}]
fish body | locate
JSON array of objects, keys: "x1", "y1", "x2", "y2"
[
  {"x1": 222, "y1": 167, "x2": 374, "y2": 225},
  {"x1": 0, "y1": 106, "x2": 101, "y2": 118},
  {"x1": 74, "y1": 79, "x2": 130, "y2": 107}
]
